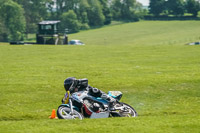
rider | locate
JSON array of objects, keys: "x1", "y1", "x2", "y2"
[{"x1": 62, "y1": 77, "x2": 116, "y2": 109}]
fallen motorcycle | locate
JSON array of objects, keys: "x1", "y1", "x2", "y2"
[{"x1": 57, "y1": 91, "x2": 137, "y2": 119}]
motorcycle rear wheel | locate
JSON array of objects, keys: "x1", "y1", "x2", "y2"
[{"x1": 57, "y1": 105, "x2": 84, "y2": 120}]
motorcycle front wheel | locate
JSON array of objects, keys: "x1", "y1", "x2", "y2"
[
  {"x1": 115, "y1": 102, "x2": 138, "y2": 117},
  {"x1": 57, "y1": 105, "x2": 84, "y2": 120}
]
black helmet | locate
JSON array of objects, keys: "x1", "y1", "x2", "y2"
[{"x1": 64, "y1": 77, "x2": 77, "y2": 92}]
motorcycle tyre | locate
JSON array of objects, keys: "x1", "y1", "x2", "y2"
[
  {"x1": 57, "y1": 105, "x2": 84, "y2": 120},
  {"x1": 118, "y1": 102, "x2": 138, "y2": 117}
]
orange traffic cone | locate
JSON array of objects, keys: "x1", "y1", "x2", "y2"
[{"x1": 50, "y1": 109, "x2": 56, "y2": 119}]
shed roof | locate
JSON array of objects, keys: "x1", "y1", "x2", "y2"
[{"x1": 38, "y1": 20, "x2": 60, "y2": 25}]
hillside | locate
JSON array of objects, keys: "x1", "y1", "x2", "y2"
[{"x1": 70, "y1": 21, "x2": 200, "y2": 45}]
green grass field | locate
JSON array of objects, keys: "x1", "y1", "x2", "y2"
[{"x1": 0, "y1": 21, "x2": 200, "y2": 133}]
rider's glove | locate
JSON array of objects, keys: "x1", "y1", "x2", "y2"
[{"x1": 109, "y1": 97, "x2": 116, "y2": 103}]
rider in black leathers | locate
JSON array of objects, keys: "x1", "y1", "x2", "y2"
[{"x1": 62, "y1": 77, "x2": 116, "y2": 107}]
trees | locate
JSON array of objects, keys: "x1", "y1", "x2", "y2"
[
  {"x1": 61, "y1": 10, "x2": 80, "y2": 33},
  {"x1": 0, "y1": 0, "x2": 26, "y2": 41},
  {"x1": 167, "y1": 0, "x2": 185, "y2": 16},
  {"x1": 0, "y1": 1, "x2": 8, "y2": 42},
  {"x1": 50, "y1": 0, "x2": 106, "y2": 28},
  {"x1": 186, "y1": 0, "x2": 200, "y2": 17},
  {"x1": 0, "y1": 16, "x2": 9, "y2": 42},
  {"x1": 76, "y1": 0, "x2": 90, "y2": 29},
  {"x1": 53, "y1": 0, "x2": 80, "y2": 18},
  {"x1": 99, "y1": 0, "x2": 112, "y2": 25},
  {"x1": 149, "y1": 0, "x2": 200, "y2": 17},
  {"x1": 121, "y1": 0, "x2": 136, "y2": 19},
  {"x1": 111, "y1": 0, "x2": 122, "y2": 20},
  {"x1": 111, "y1": 0, "x2": 143, "y2": 21},
  {"x1": 13, "y1": 0, "x2": 49, "y2": 33},
  {"x1": 87, "y1": 0, "x2": 105, "y2": 26},
  {"x1": 149, "y1": 0, "x2": 166, "y2": 16},
  {"x1": 1, "y1": 0, "x2": 200, "y2": 42}
]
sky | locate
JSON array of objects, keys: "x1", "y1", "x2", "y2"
[{"x1": 137, "y1": 0, "x2": 149, "y2": 6}]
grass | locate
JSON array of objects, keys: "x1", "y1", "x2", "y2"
[
  {"x1": 70, "y1": 20, "x2": 200, "y2": 46},
  {"x1": 0, "y1": 21, "x2": 200, "y2": 132}
]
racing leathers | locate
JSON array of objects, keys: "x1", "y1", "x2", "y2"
[{"x1": 62, "y1": 85, "x2": 116, "y2": 104}]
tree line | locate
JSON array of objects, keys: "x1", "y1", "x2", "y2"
[
  {"x1": 149, "y1": 0, "x2": 200, "y2": 17},
  {"x1": 0, "y1": 0, "x2": 200, "y2": 42}
]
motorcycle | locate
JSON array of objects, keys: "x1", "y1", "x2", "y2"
[{"x1": 57, "y1": 91, "x2": 137, "y2": 119}]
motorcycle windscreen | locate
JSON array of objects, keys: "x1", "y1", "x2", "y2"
[{"x1": 108, "y1": 91, "x2": 122, "y2": 100}]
